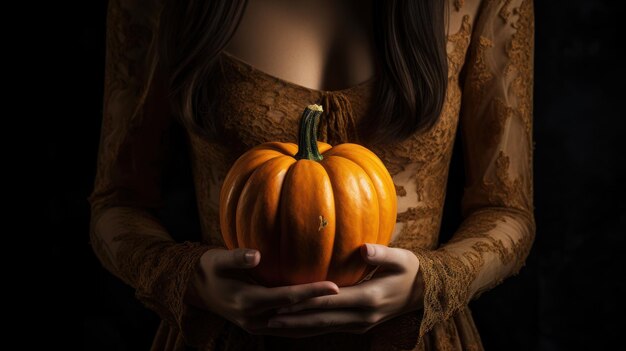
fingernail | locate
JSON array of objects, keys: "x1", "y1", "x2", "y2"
[
  {"x1": 244, "y1": 250, "x2": 257, "y2": 264},
  {"x1": 366, "y1": 244, "x2": 376, "y2": 257},
  {"x1": 268, "y1": 320, "x2": 284, "y2": 327}
]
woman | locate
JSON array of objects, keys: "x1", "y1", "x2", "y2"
[{"x1": 88, "y1": 0, "x2": 535, "y2": 349}]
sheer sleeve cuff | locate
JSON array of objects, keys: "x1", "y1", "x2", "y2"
[
  {"x1": 409, "y1": 248, "x2": 474, "y2": 342},
  {"x1": 112, "y1": 234, "x2": 228, "y2": 347},
  {"x1": 368, "y1": 246, "x2": 475, "y2": 350}
]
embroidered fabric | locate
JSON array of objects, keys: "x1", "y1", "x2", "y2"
[{"x1": 88, "y1": 0, "x2": 535, "y2": 350}]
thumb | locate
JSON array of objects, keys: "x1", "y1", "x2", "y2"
[
  {"x1": 361, "y1": 243, "x2": 406, "y2": 271},
  {"x1": 213, "y1": 248, "x2": 260, "y2": 271}
]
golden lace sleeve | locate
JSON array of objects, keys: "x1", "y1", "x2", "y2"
[
  {"x1": 410, "y1": 0, "x2": 536, "y2": 342},
  {"x1": 87, "y1": 0, "x2": 226, "y2": 346}
]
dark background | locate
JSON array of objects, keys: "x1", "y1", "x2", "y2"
[{"x1": 74, "y1": 1, "x2": 625, "y2": 350}]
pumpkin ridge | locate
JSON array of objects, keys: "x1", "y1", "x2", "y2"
[
  {"x1": 279, "y1": 160, "x2": 336, "y2": 284},
  {"x1": 272, "y1": 156, "x2": 298, "y2": 285},
  {"x1": 317, "y1": 161, "x2": 337, "y2": 284},
  {"x1": 325, "y1": 153, "x2": 386, "y2": 244},
  {"x1": 321, "y1": 155, "x2": 379, "y2": 286},
  {"x1": 322, "y1": 149, "x2": 397, "y2": 245},
  {"x1": 246, "y1": 156, "x2": 295, "y2": 286},
  {"x1": 235, "y1": 155, "x2": 295, "y2": 249},
  {"x1": 220, "y1": 152, "x2": 287, "y2": 248}
]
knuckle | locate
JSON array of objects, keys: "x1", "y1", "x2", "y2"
[
  {"x1": 320, "y1": 317, "x2": 337, "y2": 328},
  {"x1": 235, "y1": 294, "x2": 254, "y2": 313},
  {"x1": 403, "y1": 249, "x2": 418, "y2": 266},
  {"x1": 288, "y1": 294, "x2": 298, "y2": 305},
  {"x1": 347, "y1": 323, "x2": 372, "y2": 335},
  {"x1": 320, "y1": 297, "x2": 333, "y2": 308},
  {"x1": 365, "y1": 312, "x2": 381, "y2": 325},
  {"x1": 247, "y1": 328, "x2": 263, "y2": 336},
  {"x1": 379, "y1": 247, "x2": 390, "y2": 261},
  {"x1": 353, "y1": 327, "x2": 369, "y2": 335},
  {"x1": 285, "y1": 286, "x2": 298, "y2": 304},
  {"x1": 238, "y1": 319, "x2": 255, "y2": 332},
  {"x1": 363, "y1": 324, "x2": 376, "y2": 333},
  {"x1": 233, "y1": 295, "x2": 244, "y2": 310},
  {"x1": 240, "y1": 303, "x2": 254, "y2": 314},
  {"x1": 233, "y1": 317, "x2": 245, "y2": 328},
  {"x1": 362, "y1": 296, "x2": 376, "y2": 309},
  {"x1": 403, "y1": 249, "x2": 414, "y2": 262},
  {"x1": 239, "y1": 249, "x2": 249, "y2": 265},
  {"x1": 363, "y1": 288, "x2": 382, "y2": 308},
  {"x1": 207, "y1": 252, "x2": 219, "y2": 271}
]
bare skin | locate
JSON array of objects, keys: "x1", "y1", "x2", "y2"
[
  {"x1": 223, "y1": 0, "x2": 479, "y2": 92},
  {"x1": 223, "y1": 0, "x2": 377, "y2": 91},
  {"x1": 186, "y1": 0, "x2": 482, "y2": 339},
  {"x1": 186, "y1": 245, "x2": 425, "y2": 337}
]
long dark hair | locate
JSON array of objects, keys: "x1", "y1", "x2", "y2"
[{"x1": 150, "y1": 0, "x2": 449, "y2": 146}]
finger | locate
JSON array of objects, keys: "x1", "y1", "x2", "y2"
[
  {"x1": 361, "y1": 243, "x2": 411, "y2": 272},
  {"x1": 247, "y1": 281, "x2": 340, "y2": 311},
  {"x1": 212, "y1": 248, "x2": 260, "y2": 271},
  {"x1": 275, "y1": 285, "x2": 372, "y2": 314},
  {"x1": 267, "y1": 309, "x2": 374, "y2": 329}
]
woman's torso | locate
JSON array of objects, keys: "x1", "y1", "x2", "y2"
[{"x1": 185, "y1": 0, "x2": 480, "y2": 256}]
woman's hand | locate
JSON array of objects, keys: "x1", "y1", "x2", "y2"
[
  {"x1": 185, "y1": 248, "x2": 343, "y2": 337},
  {"x1": 266, "y1": 243, "x2": 425, "y2": 336}
]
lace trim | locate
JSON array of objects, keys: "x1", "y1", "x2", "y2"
[{"x1": 454, "y1": 0, "x2": 466, "y2": 11}]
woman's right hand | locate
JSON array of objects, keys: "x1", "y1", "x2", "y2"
[{"x1": 185, "y1": 247, "x2": 340, "y2": 336}]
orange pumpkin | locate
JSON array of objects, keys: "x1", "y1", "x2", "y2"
[{"x1": 219, "y1": 104, "x2": 397, "y2": 287}]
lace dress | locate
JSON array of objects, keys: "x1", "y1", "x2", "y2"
[{"x1": 88, "y1": 0, "x2": 535, "y2": 350}]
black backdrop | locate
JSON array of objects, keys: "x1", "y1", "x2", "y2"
[{"x1": 75, "y1": 1, "x2": 625, "y2": 349}]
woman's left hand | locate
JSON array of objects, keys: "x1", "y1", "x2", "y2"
[{"x1": 265, "y1": 243, "x2": 425, "y2": 336}]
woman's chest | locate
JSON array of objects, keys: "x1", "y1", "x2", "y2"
[
  {"x1": 224, "y1": 0, "x2": 376, "y2": 93},
  {"x1": 211, "y1": 66, "x2": 465, "y2": 176}
]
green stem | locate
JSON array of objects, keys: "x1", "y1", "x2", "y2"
[{"x1": 294, "y1": 104, "x2": 324, "y2": 161}]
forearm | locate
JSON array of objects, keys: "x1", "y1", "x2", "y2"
[
  {"x1": 89, "y1": 206, "x2": 173, "y2": 281},
  {"x1": 89, "y1": 206, "x2": 219, "y2": 322},
  {"x1": 438, "y1": 207, "x2": 536, "y2": 300}
]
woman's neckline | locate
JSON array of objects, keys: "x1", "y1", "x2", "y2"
[{"x1": 220, "y1": 50, "x2": 378, "y2": 94}]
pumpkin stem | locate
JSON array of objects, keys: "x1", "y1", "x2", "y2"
[{"x1": 294, "y1": 104, "x2": 324, "y2": 161}]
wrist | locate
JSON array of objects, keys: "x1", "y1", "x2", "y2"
[
  {"x1": 405, "y1": 259, "x2": 425, "y2": 312},
  {"x1": 408, "y1": 267, "x2": 426, "y2": 312},
  {"x1": 183, "y1": 250, "x2": 211, "y2": 310}
]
